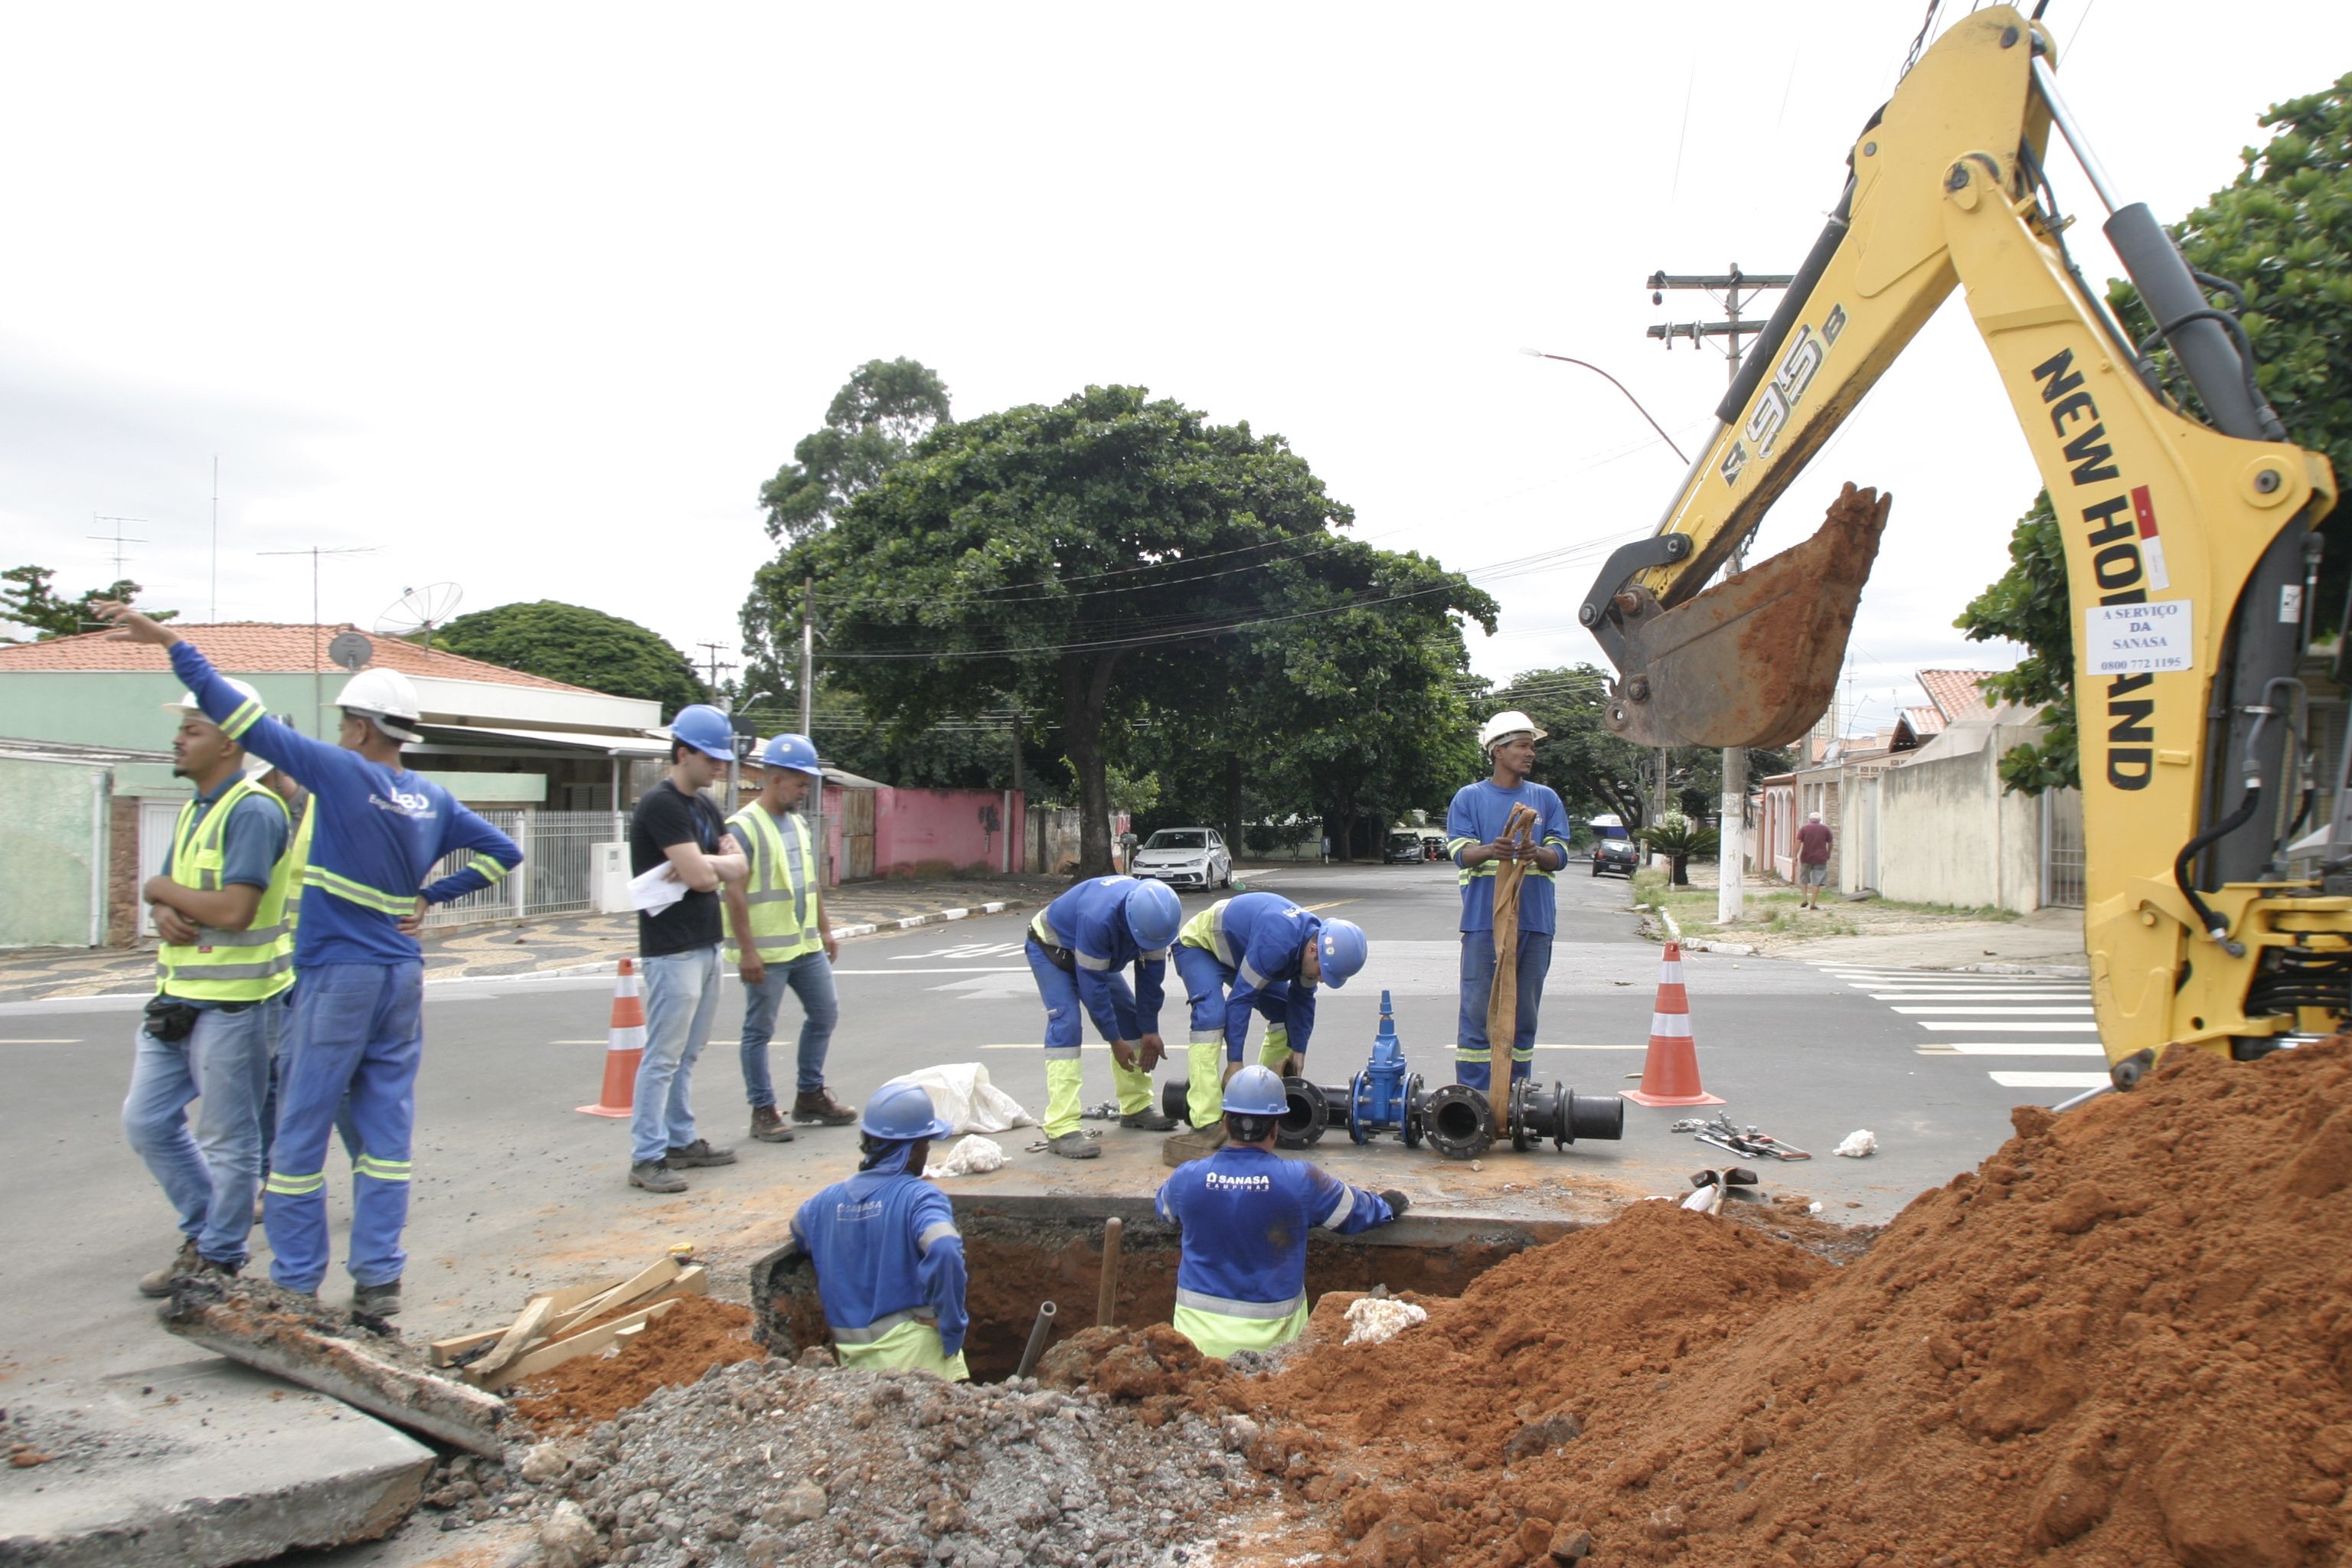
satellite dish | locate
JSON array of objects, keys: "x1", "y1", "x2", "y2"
[
  {"x1": 376, "y1": 583, "x2": 465, "y2": 649},
  {"x1": 328, "y1": 631, "x2": 375, "y2": 672}
]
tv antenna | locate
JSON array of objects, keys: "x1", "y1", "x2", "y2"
[
  {"x1": 259, "y1": 543, "x2": 381, "y2": 735},
  {"x1": 377, "y1": 582, "x2": 465, "y2": 650},
  {"x1": 90, "y1": 514, "x2": 149, "y2": 581}
]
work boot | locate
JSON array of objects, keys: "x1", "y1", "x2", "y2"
[
  {"x1": 750, "y1": 1106, "x2": 797, "y2": 1143},
  {"x1": 1161, "y1": 1125, "x2": 1227, "y2": 1168},
  {"x1": 1120, "y1": 1107, "x2": 1178, "y2": 1132},
  {"x1": 630, "y1": 1159, "x2": 688, "y2": 1193},
  {"x1": 353, "y1": 1279, "x2": 402, "y2": 1318},
  {"x1": 667, "y1": 1138, "x2": 737, "y2": 1168},
  {"x1": 792, "y1": 1089, "x2": 859, "y2": 1126},
  {"x1": 1047, "y1": 1132, "x2": 1100, "y2": 1161},
  {"x1": 139, "y1": 1238, "x2": 202, "y2": 1298}
]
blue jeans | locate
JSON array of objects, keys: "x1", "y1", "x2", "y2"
[
  {"x1": 123, "y1": 992, "x2": 283, "y2": 1265},
  {"x1": 1456, "y1": 929, "x2": 1554, "y2": 1092},
  {"x1": 633, "y1": 946, "x2": 721, "y2": 1165},
  {"x1": 266, "y1": 962, "x2": 423, "y2": 1291},
  {"x1": 739, "y1": 950, "x2": 840, "y2": 1106}
]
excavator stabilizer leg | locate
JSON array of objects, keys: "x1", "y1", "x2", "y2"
[{"x1": 1602, "y1": 483, "x2": 1892, "y2": 750}]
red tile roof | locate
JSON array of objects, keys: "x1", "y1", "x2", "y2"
[
  {"x1": 0, "y1": 623, "x2": 594, "y2": 693},
  {"x1": 1903, "y1": 704, "x2": 1947, "y2": 736},
  {"x1": 1916, "y1": 669, "x2": 2000, "y2": 724}
]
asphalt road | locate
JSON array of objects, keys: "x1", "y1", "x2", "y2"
[{"x1": 0, "y1": 861, "x2": 2090, "y2": 1396}]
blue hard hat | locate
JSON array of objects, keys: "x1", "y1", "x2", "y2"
[
  {"x1": 860, "y1": 1080, "x2": 954, "y2": 1141},
  {"x1": 1222, "y1": 1064, "x2": 1289, "y2": 1118},
  {"x1": 1123, "y1": 877, "x2": 1182, "y2": 949},
  {"x1": 760, "y1": 733, "x2": 822, "y2": 777},
  {"x1": 669, "y1": 704, "x2": 736, "y2": 761},
  {"x1": 1316, "y1": 919, "x2": 1367, "y2": 988}
]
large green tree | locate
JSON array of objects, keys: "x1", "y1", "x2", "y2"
[
  {"x1": 2, "y1": 566, "x2": 175, "y2": 642},
  {"x1": 776, "y1": 384, "x2": 1495, "y2": 874},
  {"x1": 1481, "y1": 665, "x2": 1742, "y2": 832},
  {"x1": 1960, "y1": 72, "x2": 2352, "y2": 793},
  {"x1": 433, "y1": 600, "x2": 708, "y2": 718}
]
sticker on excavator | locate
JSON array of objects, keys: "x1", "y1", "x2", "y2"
[{"x1": 2082, "y1": 601, "x2": 2193, "y2": 676}]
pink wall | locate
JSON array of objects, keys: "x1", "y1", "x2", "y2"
[{"x1": 815, "y1": 784, "x2": 1029, "y2": 884}]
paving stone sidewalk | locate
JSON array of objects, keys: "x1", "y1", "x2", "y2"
[{"x1": 0, "y1": 874, "x2": 1069, "y2": 1004}]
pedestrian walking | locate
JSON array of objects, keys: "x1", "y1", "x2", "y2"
[
  {"x1": 1446, "y1": 710, "x2": 1573, "y2": 1093},
  {"x1": 721, "y1": 733, "x2": 855, "y2": 1145},
  {"x1": 1163, "y1": 892, "x2": 1367, "y2": 1165},
  {"x1": 102, "y1": 606, "x2": 522, "y2": 1316},
  {"x1": 125, "y1": 679, "x2": 297, "y2": 1295},
  {"x1": 1797, "y1": 811, "x2": 1834, "y2": 910},
  {"x1": 1155, "y1": 1066, "x2": 1403, "y2": 1359},
  {"x1": 626, "y1": 704, "x2": 750, "y2": 1194},
  {"x1": 790, "y1": 1082, "x2": 969, "y2": 1379},
  {"x1": 1024, "y1": 875, "x2": 1184, "y2": 1159}
]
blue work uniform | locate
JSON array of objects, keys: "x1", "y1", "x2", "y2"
[
  {"x1": 791, "y1": 1142, "x2": 969, "y2": 1379},
  {"x1": 170, "y1": 639, "x2": 522, "y2": 1294},
  {"x1": 1446, "y1": 779, "x2": 1573, "y2": 1090},
  {"x1": 1155, "y1": 1144, "x2": 1396, "y2": 1357},
  {"x1": 1173, "y1": 893, "x2": 1321, "y2": 1130},
  {"x1": 1026, "y1": 877, "x2": 1168, "y2": 1138}
]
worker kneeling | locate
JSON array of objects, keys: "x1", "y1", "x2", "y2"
[
  {"x1": 1155, "y1": 1066, "x2": 1406, "y2": 1360},
  {"x1": 790, "y1": 1082, "x2": 969, "y2": 1380}
]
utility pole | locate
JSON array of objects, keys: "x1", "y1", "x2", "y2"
[
  {"x1": 1647, "y1": 264, "x2": 1792, "y2": 924},
  {"x1": 800, "y1": 578, "x2": 826, "y2": 896},
  {"x1": 210, "y1": 458, "x2": 220, "y2": 622}
]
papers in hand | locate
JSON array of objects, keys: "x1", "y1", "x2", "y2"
[{"x1": 629, "y1": 863, "x2": 688, "y2": 915}]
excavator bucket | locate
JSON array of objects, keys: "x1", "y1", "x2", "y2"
[{"x1": 1602, "y1": 483, "x2": 1892, "y2": 750}]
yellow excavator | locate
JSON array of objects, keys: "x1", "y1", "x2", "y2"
[{"x1": 1579, "y1": 6, "x2": 2341, "y2": 1090}]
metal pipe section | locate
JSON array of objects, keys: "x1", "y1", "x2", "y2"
[
  {"x1": 1095, "y1": 1220, "x2": 1123, "y2": 1330},
  {"x1": 1014, "y1": 1299, "x2": 1057, "y2": 1381},
  {"x1": 2028, "y1": 57, "x2": 2122, "y2": 215},
  {"x1": 1422, "y1": 1084, "x2": 1494, "y2": 1161},
  {"x1": 2052, "y1": 1082, "x2": 2112, "y2": 1115}
]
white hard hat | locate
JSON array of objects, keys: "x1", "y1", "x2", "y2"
[
  {"x1": 164, "y1": 676, "x2": 264, "y2": 717},
  {"x1": 336, "y1": 667, "x2": 423, "y2": 742},
  {"x1": 1478, "y1": 709, "x2": 1548, "y2": 752}
]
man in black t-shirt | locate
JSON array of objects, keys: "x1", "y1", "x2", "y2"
[{"x1": 626, "y1": 705, "x2": 750, "y2": 1193}]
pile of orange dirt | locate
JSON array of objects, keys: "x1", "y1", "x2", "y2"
[
  {"x1": 1252, "y1": 1040, "x2": 2352, "y2": 1568},
  {"x1": 1036, "y1": 1322, "x2": 1237, "y2": 1419},
  {"x1": 508, "y1": 1295, "x2": 766, "y2": 1433}
]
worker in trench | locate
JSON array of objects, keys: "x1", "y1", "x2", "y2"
[
  {"x1": 1446, "y1": 710, "x2": 1573, "y2": 1093},
  {"x1": 1023, "y1": 875, "x2": 1184, "y2": 1159},
  {"x1": 1155, "y1": 1066, "x2": 1406, "y2": 1359},
  {"x1": 791, "y1": 1081, "x2": 970, "y2": 1380},
  {"x1": 1162, "y1": 893, "x2": 1369, "y2": 1167}
]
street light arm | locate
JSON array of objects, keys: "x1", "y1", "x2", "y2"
[{"x1": 1517, "y1": 349, "x2": 1690, "y2": 463}]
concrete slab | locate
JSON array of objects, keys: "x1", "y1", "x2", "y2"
[{"x1": 0, "y1": 1357, "x2": 433, "y2": 1568}]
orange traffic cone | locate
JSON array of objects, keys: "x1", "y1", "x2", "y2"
[
  {"x1": 577, "y1": 958, "x2": 645, "y2": 1117},
  {"x1": 1622, "y1": 942, "x2": 1724, "y2": 1106}
]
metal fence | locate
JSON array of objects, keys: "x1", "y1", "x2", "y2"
[
  {"x1": 2040, "y1": 788, "x2": 2086, "y2": 908},
  {"x1": 421, "y1": 811, "x2": 627, "y2": 929}
]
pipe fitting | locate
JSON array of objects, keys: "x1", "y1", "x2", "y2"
[
  {"x1": 1275, "y1": 1076, "x2": 1330, "y2": 1149},
  {"x1": 1423, "y1": 1084, "x2": 1494, "y2": 1161}
]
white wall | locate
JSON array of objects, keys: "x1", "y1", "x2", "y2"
[{"x1": 1873, "y1": 724, "x2": 2046, "y2": 913}]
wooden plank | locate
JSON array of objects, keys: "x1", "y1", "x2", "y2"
[
  {"x1": 433, "y1": 1274, "x2": 623, "y2": 1366},
  {"x1": 544, "y1": 1258, "x2": 681, "y2": 1338},
  {"x1": 470, "y1": 1295, "x2": 556, "y2": 1378},
  {"x1": 427, "y1": 1326, "x2": 510, "y2": 1368},
  {"x1": 479, "y1": 1298, "x2": 680, "y2": 1390}
]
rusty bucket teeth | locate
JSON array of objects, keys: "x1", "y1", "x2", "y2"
[{"x1": 1604, "y1": 482, "x2": 1892, "y2": 750}]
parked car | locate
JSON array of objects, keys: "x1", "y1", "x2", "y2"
[
  {"x1": 1589, "y1": 814, "x2": 1640, "y2": 878},
  {"x1": 1384, "y1": 831, "x2": 1425, "y2": 864},
  {"x1": 1131, "y1": 828, "x2": 1231, "y2": 889}
]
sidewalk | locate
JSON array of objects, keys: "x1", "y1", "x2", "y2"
[
  {"x1": 1768, "y1": 905, "x2": 2089, "y2": 973},
  {"x1": 0, "y1": 874, "x2": 1068, "y2": 1005}
]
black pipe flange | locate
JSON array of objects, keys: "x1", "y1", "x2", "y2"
[
  {"x1": 1161, "y1": 1079, "x2": 1190, "y2": 1125},
  {"x1": 1422, "y1": 1083, "x2": 1494, "y2": 1161},
  {"x1": 1508, "y1": 1078, "x2": 1536, "y2": 1152},
  {"x1": 1514, "y1": 1079, "x2": 1627, "y2": 1148},
  {"x1": 1275, "y1": 1076, "x2": 1329, "y2": 1148},
  {"x1": 1401, "y1": 1073, "x2": 1427, "y2": 1150}
]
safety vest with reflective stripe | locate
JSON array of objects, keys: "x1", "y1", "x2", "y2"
[
  {"x1": 1178, "y1": 899, "x2": 1238, "y2": 967},
  {"x1": 723, "y1": 803, "x2": 821, "y2": 964},
  {"x1": 155, "y1": 778, "x2": 297, "y2": 1002},
  {"x1": 283, "y1": 803, "x2": 317, "y2": 936}
]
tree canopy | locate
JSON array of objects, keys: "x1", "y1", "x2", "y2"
[
  {"x1": 1478, "y1": 665, "x2": 1750, "y2": 832},
  {"x1": 2, "y1": 565, "x2": 175, "y2": 642},
  {"x1": 757, "y1": 358, "x2": 952, "y2": 547},
  {"x1": 766, "y1": 384, "x2": 1497, "y2": 873},
  {"x1": 431, "y1": 599, "x2": 708, "y2": 718},
  {"x1": 1959, "y1": 72, "x2": 2352, "y2": 793}
]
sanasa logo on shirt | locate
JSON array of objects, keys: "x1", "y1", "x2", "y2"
[{"x1": 1206, "y1": 1171, "x2": 1272, "y2": 1191}]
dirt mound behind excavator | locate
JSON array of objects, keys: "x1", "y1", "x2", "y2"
[{"x1": 1255, "y1": 1040, "x2": 2352, "y2": 1568}]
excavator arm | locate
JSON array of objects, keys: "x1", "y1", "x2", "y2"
[{"x1": 1580, "y1": 6, "x2": 2342, "y2": 1080}]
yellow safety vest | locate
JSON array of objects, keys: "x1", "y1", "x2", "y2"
[
  {"x1": 283, "y1": 803, "x2": 317, "y2": 936},
  {"x1": 724, "y1": 804, "x2": 821, "y2": 964},
  {"x1": 155, "y1": 778, "x2": 298, "y2": 1003},
  {"x1": 1178, "y1": 899, "x2": 1236, "y2": 965}
]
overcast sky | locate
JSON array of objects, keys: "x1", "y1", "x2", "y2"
[{"x1": 5, "y1": 2, "x2": 2346, "y2": 739}]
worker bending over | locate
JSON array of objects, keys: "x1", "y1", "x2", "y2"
[
  {"x1": 791, "y1": 1082, "x2": 969, "y2": 1380},
  {"x1": 1165, "y1": 893, "x2": 1367, "y2": 1165},
  {"x1": 1024, "y1": 875, "x2": 1183, "y2": 1159},
  {"x1": 127, "y1": 680, "x2": 298, "y2": 1296},
  {"x1": 103, "y1": 606, "x2": 521, "y2": 1317},
  {"x1": 1155, "y1": 1066, "x2": 1404, "y2": 1358},
  {"x1": 1446, "y1": 710, "x2": 1573, "y2": 1093}
]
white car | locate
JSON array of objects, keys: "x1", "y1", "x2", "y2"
[{"x1": 1131, "y1": 828, "x2": 1232, "y2": 890}]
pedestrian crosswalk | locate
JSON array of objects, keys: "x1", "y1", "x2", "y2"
[{"x1": 1812, "y1": 964, "x2": 2109, "y2": 1091}]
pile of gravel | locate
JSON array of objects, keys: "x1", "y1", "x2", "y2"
[{"x1": 492, "y1": 1354, "x2": 1272, "y2": 1568}]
